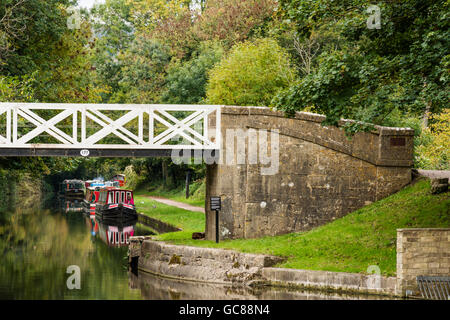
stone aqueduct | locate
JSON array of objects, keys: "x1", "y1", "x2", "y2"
[{"x1": 205, "y1": 106, "x2": 414, "y2": 241}]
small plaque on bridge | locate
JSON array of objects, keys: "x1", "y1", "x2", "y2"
[
  {"x1": 80, "y1": 149, "x2": 90, "y2": 157},
  {"x1": 210, "y1": 196, "x2": 221, "y2": 211}
]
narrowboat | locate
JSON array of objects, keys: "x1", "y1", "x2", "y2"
[
  {"x1": 104, "y1": 180, "x2": 120, "y2": 188},
  {"x1": 84, "y1": 180, "x2": 105, "y2": 189},
  {"x1": 112, "y1": 174, "x2": 126, "y2": 187},
  {"x1": 95, "y1": 188, "x2": 137, "y2": 220},
  {"x1": 83, "y1": 183, "x2": 121, "y2": 216},
  {"x1": 59, "y1": 179, "x2": 85, "y2": 199},
  {"x1": 83, "y1": 187, "x2": 102, "y2": 216}
]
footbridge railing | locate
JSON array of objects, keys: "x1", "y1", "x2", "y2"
[{"x1": 0, "y1": 103, "x2": 221, "y2": 157}]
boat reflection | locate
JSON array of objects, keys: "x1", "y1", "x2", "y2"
[
  {"x1": 59, "y1": 198, "x2": 84, "y2": 213},
  {"x1": 86, "y1": 215, "x2": 138, "y2": 247}
]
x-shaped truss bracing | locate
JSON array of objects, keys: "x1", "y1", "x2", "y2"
[{"x1": 0, "y1": 103, "x2": 221, "y2": 150}]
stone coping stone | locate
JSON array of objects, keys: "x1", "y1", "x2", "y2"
[{"x1": 141, "y1": 240, "x2": 285, "y2": 268}]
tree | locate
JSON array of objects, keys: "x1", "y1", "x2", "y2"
[
  {"x1": 111, "y1": 35, "x2": 171, "y2": 103},
  {"x1": 162, "y1": 42, "x2": 223, "y2": 104},
  {"x1": 0, "y1": 0, "x2": 29, "y2": 64},
  {"x1": 205, "y1": 38, "x2": 296, "y2": 106},
  {"x1": 33, "y1": 17, "x2": 106, "y2": 103},
  {"x1": 90, "y1": 0, "x2": 134, "y2": 102},
  {"x1": 274, "y1": 0, "x2": 450, "y2": 130},
  {"x1": 193, "y1": 0, "x2": 277, "y2": 48},
  {"x1": 416, "y1": 109, "x2": 450, "y2": 170},
  {"x1": 0, "y1": 74, "x2": 35, "y2": 102},
  {"x1": 0, "y1": 0, "x2": 72, "y2": 76}
]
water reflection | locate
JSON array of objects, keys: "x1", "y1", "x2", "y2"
[
  {"x1": 0, "y1": 194, "x2": 396, "y2": 300},
  {"x1": 95, "y1": 217, "x2": 137, "y2": 247},
  {"x1": 129, "y1": 271, "x2": 396, "y2": 300},
  {"x1": 0, "y1": 196, "x2": 147, "y2": 299},
  {"x1": 59, "y1": 198, "x2": 84, "y2": 214}
]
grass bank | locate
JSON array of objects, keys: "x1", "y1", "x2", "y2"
[
  {"x1": 137, "y1": 178, "x2": 449, "y2": 277},
  {"x1": 134, "y1": 179, "x2": 205, "y2": 208},
  {"x1": 134, "y1": 195, "x2": 205, "y2": 240}
]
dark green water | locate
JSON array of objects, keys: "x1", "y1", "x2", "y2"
[
  {"x1": 0, "y1": 195, "x2": 152, "y2": 299},
  {"x1": 0, "y1": 194, "x2": 395, "y2": 300}
]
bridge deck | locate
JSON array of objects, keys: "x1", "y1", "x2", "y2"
[{"x1": 0, "y1": 103, "x2": 221, "y2": 157}]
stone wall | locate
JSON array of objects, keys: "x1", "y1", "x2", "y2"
[
  {"x1": 261, "y1": 267, "x2": 397, "y2": 296},
  {"x1": 396, "y1": 228, "x2": 450, "y2": 296},
  {"x1": 129, "y1": 238, "x2": 398, "y2": 297},
  {"x1": 131, "y1": 268, "x2": 395, "y2": 300},
  {"x1": 134, "y1": 239, "x2": 284, "y2": 285},
  {"x1": 206, "y1": 106, "x2": 414, "y2": 240}
]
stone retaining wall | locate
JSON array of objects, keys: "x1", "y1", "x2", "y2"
[
  {"x1": 259, "y1": 268, "x2": 397, "y2": 296},
  {"x1": 135, "y1": 239, "x2": 284, "y2": 284},
  {"x1": 130, "y1": 239, "x2": 398, "y2": 296},
  {"x1": 397, "y1": 228, "x2": 450, "y2": 296}
]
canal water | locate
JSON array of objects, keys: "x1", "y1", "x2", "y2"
[{"x1": 0, "y1": 194, "x2": 393, "y2": 300}]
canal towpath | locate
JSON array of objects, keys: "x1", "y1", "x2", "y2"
[{"x1": 142, "y1": 195, "x2": 205, "y2": 213}]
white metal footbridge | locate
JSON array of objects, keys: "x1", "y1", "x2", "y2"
[{"x1": 0, "y1": 103, "x2": 221, "y2": 157}]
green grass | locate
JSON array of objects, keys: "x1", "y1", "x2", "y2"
[
  {"x1": 134, "y1": 195, "x2": 205, "y2": 239},
  {"x1": 134, "y1": 180, "x2": 205, "y2": 208},
  {"x1": 147, "y1": 179, "x2": 449, "y2": 276}
]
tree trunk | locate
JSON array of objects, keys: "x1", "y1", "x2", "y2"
[{"x1": 162, "y1": 160, "x2": 168, "y2": 186}]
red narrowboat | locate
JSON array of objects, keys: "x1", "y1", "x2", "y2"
[
  {"x1": 95, "y1": 188, "x2": 137, "y2": 220},
  {"x1": 83, "y1": 187, "x2": 102, "y2": 216}
]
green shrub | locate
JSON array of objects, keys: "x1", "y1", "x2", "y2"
[
  {"x1": 415, "y1": 109, "x2": 450, "y2": 170},
  {"x1": 162, "y1": 43, "x2": 224, "y2": 104},
  {"x1": 123, "y1": 165, "x2": 145, "y2": 190},
  {"x1": 205, "y1": 38, "x2": 296, "y2": 106}
]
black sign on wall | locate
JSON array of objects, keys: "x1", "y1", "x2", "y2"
[
  {"x1": 210, "y1": 196, "x2": 221, "y2": 211},
  {"x1": 210, "y1": 196, "x2": 221, "y2": 244}
]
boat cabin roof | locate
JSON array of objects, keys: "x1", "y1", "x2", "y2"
[
  {"x1": 62, "y1": 179, "x2": 84, "y2": 183},
  {"x1": 97, "y1": 188, "x2": 134, "y2": 204}
]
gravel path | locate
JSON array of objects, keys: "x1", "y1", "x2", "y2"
[
  {"x1": 417, "y1": 170, "x2": 450, "y2": 179},
  {"x1": 145, "y1": 195, "x2": 205, "y2": 213}
]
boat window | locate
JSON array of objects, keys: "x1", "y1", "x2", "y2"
[
  {"x1": 115, "y1": 191, "x2": 120, "y2": 204},
  {"x1": 107, "y1": 192, "x2": 113, "y2": 204},
  {"x1": 121, "y1": 192, "x2": 125, "y2": 203}
]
